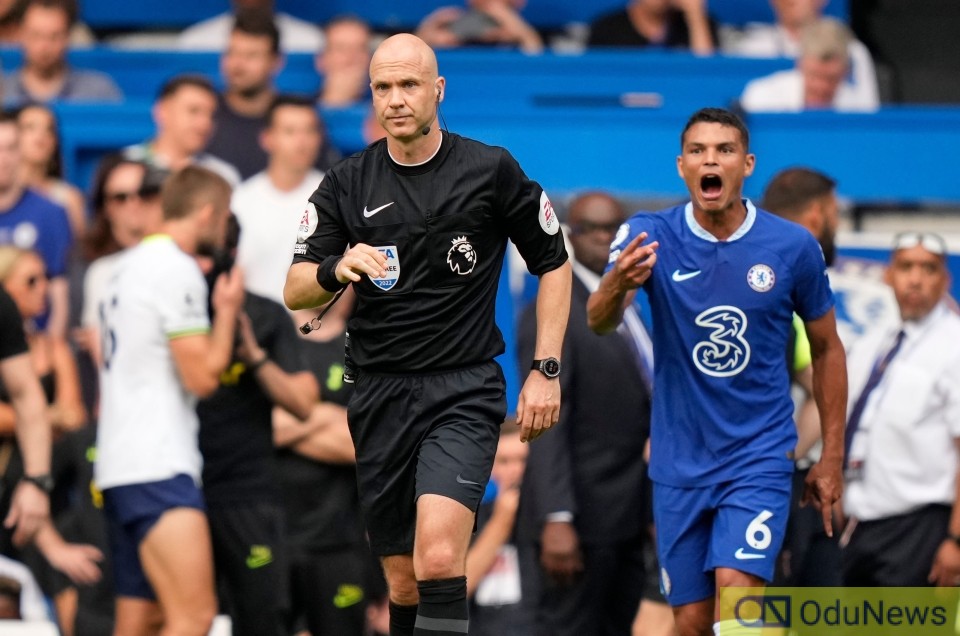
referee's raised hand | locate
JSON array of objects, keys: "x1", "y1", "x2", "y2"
[{"x1": 335, "y1": 243, "x2": 388, "y2": 283}]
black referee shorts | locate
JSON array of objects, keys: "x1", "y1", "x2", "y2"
[{"x1": 348, "y1": 361, "x2": 506, "y2": 556}]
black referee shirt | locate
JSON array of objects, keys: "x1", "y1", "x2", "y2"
[{"x1": 293, "y1": 131, "x2": 568, "y2": 374}]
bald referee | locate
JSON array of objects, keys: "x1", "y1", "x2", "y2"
[{"x1": 285, "y1": 33, "x2": 571, "y2": 636}]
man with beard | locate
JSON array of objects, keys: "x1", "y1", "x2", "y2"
[
  {"x1": 0, "y1": 0, "x2": 121, "y2": 106},
  {"x1": 206, "y1": 10, "x2": 284, "y2": 180},
  {"x1": 760, "y1": 166, "x2": 843, "y2": 587},
  {"x1": 95, "y1": 166, "x2": 245, "y2": 636}
]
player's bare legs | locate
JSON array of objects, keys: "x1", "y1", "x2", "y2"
[
  {"x1": 139, "y1": 508, "x2": 217, "y2": 636},
  {"x1": 673, "y1": 568, "x2": 765, "y2": 636},
  {"x1": 114, "y1": 597, "x2": 163, "y2": 636}
]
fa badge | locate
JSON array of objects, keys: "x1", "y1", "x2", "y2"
[
  {"x1": 373, "y1": 245, "x2": 401, "y2": 290},
  {"x1": 447, "y1": 236, "x2": 477, "y2": 275},
  {"x1": 747, "y1": 264, "x2": 775, "y2": 292}
]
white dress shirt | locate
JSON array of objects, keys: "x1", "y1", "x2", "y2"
[
  {"x1": 740, "y1": 68, "x2": 878, "y2": 113},
  {"x1": 844, "y1": 302, "x2": 960, "y2": 520}
]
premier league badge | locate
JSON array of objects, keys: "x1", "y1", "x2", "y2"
[
  {"x1": 447, "y1": 236, "x2": 477, "y2": 275},
  {"x1": 373, "y1": 245, "x2": 401, "y2": 290}
]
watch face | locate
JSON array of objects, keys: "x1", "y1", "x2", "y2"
[{"x1": 542, "y1": 358, "x2": 560, "y2": 377}]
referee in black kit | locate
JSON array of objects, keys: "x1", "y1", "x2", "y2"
[{"x1": 285, "y1": 33, "x2": 571, "y2": 636}]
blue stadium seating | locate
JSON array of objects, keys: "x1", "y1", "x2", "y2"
[{"x1": 77, "y1": 0, "x2": 848, "y2": 30}]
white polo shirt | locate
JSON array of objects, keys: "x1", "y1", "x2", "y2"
[
  {"x1": 844, "y1": 302, "x2": 960, "y2": 520},
  {"x1": 94, "y1": 235, "x2": 210, "y2": 490}
]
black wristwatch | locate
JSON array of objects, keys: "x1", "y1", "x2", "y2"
[
  {"x1": 531, "y1": 357, "x2": 561, "y2": 379},
  {"x1": 21, "y1": 474, "x2": 54, "y2": 494}
]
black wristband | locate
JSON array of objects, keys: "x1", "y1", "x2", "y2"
[
  {"x1": 316, "y1": 257, "x2": 348, "y2": 292},
  {"x1": 248, "y1": 356, "x2": 268, "y2": 373}
]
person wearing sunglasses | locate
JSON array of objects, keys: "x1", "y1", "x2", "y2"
[{"x1": 841, "y1": 231, "x2": 960, "y2": 588}]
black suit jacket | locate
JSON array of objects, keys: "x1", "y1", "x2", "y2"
[{"x1": 516, "y1": 272, "x2": 651, "y2": 545}]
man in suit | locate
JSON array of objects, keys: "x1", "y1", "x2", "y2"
[{"x1": 517, "y1": 192, "x2": 652, "y2": 636}]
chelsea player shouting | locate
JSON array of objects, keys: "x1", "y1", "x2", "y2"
[{"x1": 588, "y1": 108, "x2": 847, "y2": 636}]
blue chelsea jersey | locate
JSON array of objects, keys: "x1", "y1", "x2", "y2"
[{"x1": 605, "y1": 200, "x2": 834, "y2": 486}]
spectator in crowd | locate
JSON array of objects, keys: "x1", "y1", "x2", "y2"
[
  {"x1": 206, "y1": 10, "x2": 284, "y2": 181},
  {"x1": 0, "y1": 0, "x2": 93, "y2": 46},
  {"x1": 0, "y1": 269, "x2": 51, "y2": 554},
  {"x1": 315, "y1": 15, "x2": 372, "y2": 108},
  {"x1": 15, "y1": 104, "x2": 86, "y2": 237},
  {"x1": 761, "y1": 167, "x2": 843, "y2": 588},
  {"x1": 78, "y1": 157, "x2": 164, "y2": 375},
  {"x1": 178, "y1": 0, "x2": 323, "y2": 53},
  {"x1": 276, "y1": 293, "x2": 368, "y2": 636},
  {"x1": 197, "y1": 215, "x2": 317, "y2": 636},
  {"x1": 518, "y1": 192, "x2": 652, "y2": 636},
  {"x1": 416, "y1": 0, "x2": 544, "y2": 54},
  {"x1": 0, "y1": 111, "x2": 72, "y2": 342},
  {"x1": 725, "y1": 0, "x2": 879, "y2": 109},
  {"x1": 123, "y1": 75, "x2": 241, "y2": 186},
  {"x1": 588, "y1": 0, "x2": 716, "y2": 54},
  {"x1": 467, "y1": 419, "x2": 528, "y2": 635},
  {"x1": 233, "y1": 96, "x2": 324, "y2": 306},
  {"x1": 0, "y1": 246, "x2": 85, "y2": 452},
  {"x1": 841, "y1": 232, "x2": 960, "y2": 587},
  {"x1": 94, "y1": 166, "x2": 244, "y2": 636},
  {"x1": 0, "y1": 0, "x2": 120, "y2": 107},
  {"x1": 740, "y1": 17, "x2": 879, "y2": 113}
]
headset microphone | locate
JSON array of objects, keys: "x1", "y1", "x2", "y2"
[{"x1": 421, "y1": 89, "x2": 441, "y2": 136}]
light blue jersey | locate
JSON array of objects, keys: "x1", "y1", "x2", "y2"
[{"x1": 606, "y1": 200, "x2": 833, "y2": 487}]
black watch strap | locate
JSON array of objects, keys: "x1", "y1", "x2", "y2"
[
  {"x1": 531, "y1": 357, "x2": 561, "y2": 378},
  {"x1": 22, "y1": 474, "x2": 54, "y2": 494}
]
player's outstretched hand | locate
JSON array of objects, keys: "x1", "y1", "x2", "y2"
[
  {"x1": 800, "y1": 458, "x2": 843, "y2": 537},
  {"x1": 336, "y1": 243, "x2": 388, "y2": 284},
  {"x1": 516, "y1": 372, "x2": 560, "y2": 443},
  {"x1": 610, "y1": 232, "x2": 659, "y2": 292}
]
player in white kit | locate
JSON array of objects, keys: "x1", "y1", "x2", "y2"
[{"x1": 95, "y1": 166, "x2": 244, "y2": 636}]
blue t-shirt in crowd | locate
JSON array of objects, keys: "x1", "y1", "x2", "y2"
[{"x1": 0, "y1": 188, "x2": 73, "y2": 277}]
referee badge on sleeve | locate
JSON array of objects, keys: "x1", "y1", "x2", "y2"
[
  {"x1": 539, "y1": 191, "x2": 559, "y2": 235},
  {"x1": 296, "y1": 203, "x2": 319, "y2": 245}
]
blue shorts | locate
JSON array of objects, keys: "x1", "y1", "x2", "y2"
[
  {"x1": 102, "y1": 474, "x2": 206, "y2": 600},
  {"x1": 653, "y1": 472, "x2": 792, "y2": 607}
]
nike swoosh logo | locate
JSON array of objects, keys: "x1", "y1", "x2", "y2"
[
  {"x1": 734, "y1": 548, "x2": 766, "y2": 560},
  {"x1": 672, "y1": 269, "x2": 702, "y2": 282},
  {"x1": 456, "y1": 474, "x2": 481, "y2": 486},
  {"x1": 363, "y1": 202, "x2": 394, "y2": 218}
]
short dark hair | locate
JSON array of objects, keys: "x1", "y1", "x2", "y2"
[
  {"x1": 761, "y1": 167, "x2": 837, "y2": 221},
  {"x1": 161, "y1": 165, "x2": 231, "y2": 221},
  {"x1": 24, "y1": 0, "x2": 77, "y2": 27},
  {"x1": 156, "y1": 74, "x2": 217, "y2": 103},
  {"x1": 266, "y1": 95, "x2": 318, "y2": 127},
  {"x1": 680, "y1": 107, "x2": 750, "y2": 151},
  {"x1": 232, "y1": 8, "x2": 281, "y2": 55}
]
